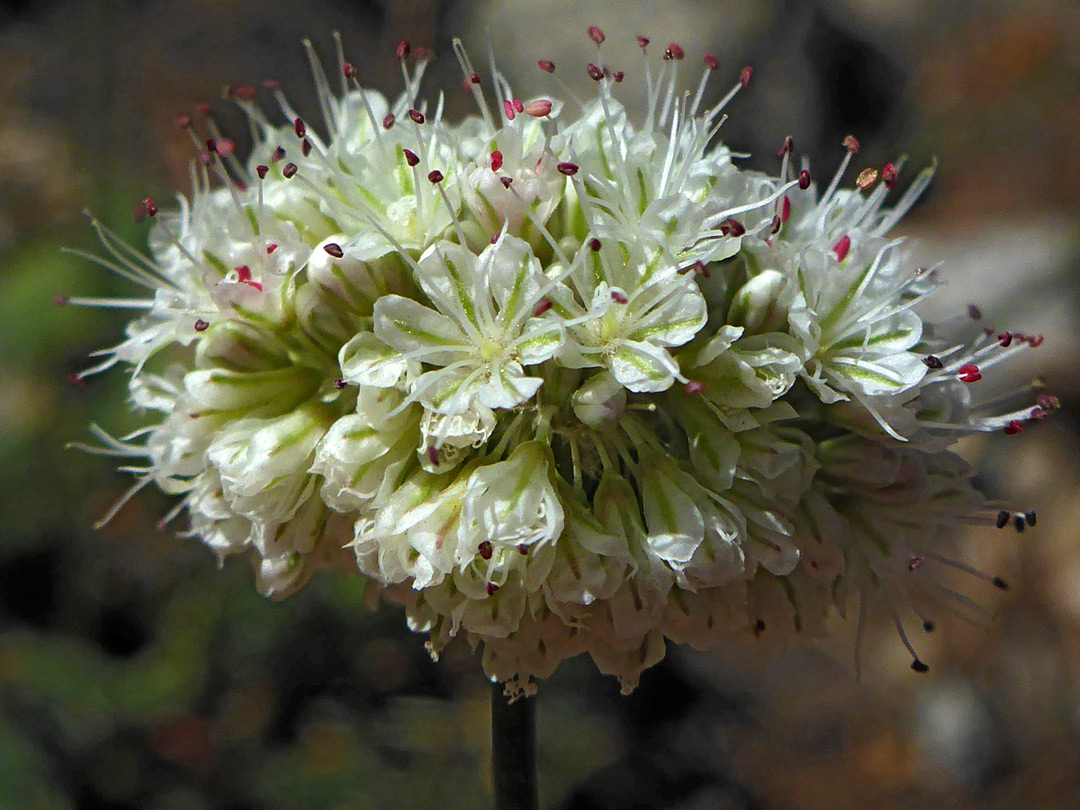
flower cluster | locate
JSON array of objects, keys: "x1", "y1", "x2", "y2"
[{"x1": 72, "y1": 31, "x2": 1054, "y2": 697}]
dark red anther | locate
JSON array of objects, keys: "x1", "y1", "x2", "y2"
[
  {"x1": 408, "y1": 109, "x2": 425, "y2": 124},
  {"x1": 282, "y1": 162, "x2": 298, "y2": 179},
  {"x1": 256, "y1": 164, "x2": 269, "y2": 180},
  {"x1": 967, "y1": 304, "x2": 982, "y2": 320},
  {"x1": 503, "y1": 99, "x2": 516, "y2": 120},
  {"x1": 588, "y1": 25, "x2": 605, "y2": 45},
  {"x1": 323, "y1": 243, "x2": 344, "y2": 258},
  {"x1": 301, "y1": 138, "x2": 312, "y2": 157},
  {"x1": 833, "y1": 234, "x2": 851, "y2": 262},
  {"x1": 427, "y1": 446, "x2": 440, "y2": 466},
  {"x1": 726, "y1": 218, "x2": 746, "y2": 237},
  {"x1": 175, "y1": 113, "x2": 192, "y2": 130},
  {"x1": 798, "y1": 169, "x2": 811, "y2": 189},
  {"x1": 684, "y1": 380, "x2": 706, "y2": 395},
  {"x1": 518, "y1": 544, "x2": 529, "y2": 555},
  {"x1": 478, "y1": 540, "x2": 493, "y2": 560},
  {"x1": 195, "y1": 103, "x2": 212, "y2": 116},
  {"x1": 294, "y1": 118, "x2": 306, "y2": 138},
  {"x1": 205, "y1": 137, "x2": 218, "y2": 154},
  {"x1": 922, "y1": 355, "x2": 943, "y2": 369},
  {"x1": 68, "y1": 372, "x2": 85, "y2": 387},
  {"x1": 777, "y1": 135, "x2": 794, "y2": 157},
  {"x1": 334, "y1": 378, "x2": 347, "y2": 390},
  {"x1": 610, "y1": 290, "x2": 629, "y2": 304},
  {"x1": 1025, "y1": 509, "x2": 1037, "y2": 527},
  {"x1": 883, "y1": 162, "x2": 898, "y2": 189},
  {"x1": 490, "y1": 232, "x2": 500, "y2": 245},
  {"x1": 538, "y1": 59, "x2": 556, "y2": 73},
  {"x1": 769, "y1": 215, "x2": 782, "y2": 234},
  {"x1": 998, "y1": 332, "x2": 1012, "y2": 347},
  {"x1": 266, "y1": 244, "x2": 278, "y2": 254},
  {"x1": 270, "y1": 146, "x2": 285, "y2": 162},
  {"x1": 233, "y1": 85, "x2": 256, "y2": 102},
  {"x1": 1037, "y1": 393, "x2": 1060, "y2": 411},
  {"x1": 612, "y1": 71, "x2": 625, "y2": 82},
  {"x1": 690, "y1": 260, "x2": 708, "y2": 277},
  {"x1": 843, "y1": 134, "x2": 860, "y2": 153},
  {"x1": 428, "y1": 169, "x2": 444, "y2": 184},
  {"x1": 381, "y1": 114, "x2": 395, "y2": 130},
  {"x1": 194, "y1": 319, "x2": 209, "y2": 332},
  {"x1": 908, "y1": 556, "x2": 924, "y2": 571},
  {"x1": 587, "y1": 63, "x2": 604, "y2": 81},
  {"x1": 1013, "y1": 514, "x2": 1026, "y2": 533},
  {"x1": 993, "y1": 575, "x2": 1010, "y2": 589},
  {"x1": 403, "y1": 148, "x2": 420, "y2": 167},
  {"x1": 490, "y1": 150, "x2": 503, "y2": 172},
  {"x1": 141, "y1": 198, "x2": 156, "y2": 218},
  {"x1": 533, "y1": 298, "x2": 553, "y2": 316},
  {"x1": 500, "y1": 176, "x2": 513, "y2": 189},
  {"x1": 739, "y1": 65, "x2": 753, "y2": 87},
  {"x1": 235, "y1": 265, "x2": 252, "y2": 283},
  {"x1": 486, "y1": 583, "x2": 499, "y2": 596},
  {"x1": 262, "y1": 80, "x2": 281, "y2": 90},
  {"x1": 1004, "y1": 420, "x2": 1024, "y2": 435},
  {"x1": 996, "y1": 510, "x2": 1010, "y2": 529},
  {"x1": 703, "y1": 54, "x2": 720, "y2": 71},
  {"x1": 1027, "y1": 334, "x2": 1044, "y2": 347},
  {"x1": 557, "y1": 162, "x2": 579, "y2": 176},
  {"x1": 470, "y1": 71, "x2": 481, "y2": 84},
  {"x1": 636, "y1": 35, "x2": 650, "y2": 49},
  {"x1": 664, "y1": 42, "x2": 685, "y2": 61},
  {"x1": 589, "y1": 238, "x2": 602, "y2": 252},
  {"x1": 396, "y1": 40, "x2": 411, "y2": 60},
  {"x1": 781, "y1": 195, "x2": 791, "y2": 223},
  {"x1": 911, "y1": 660, "x2": 930, "y2": 673},
  {"x1": 343, "y1": 61, "x2": 356, "y2": 79}
]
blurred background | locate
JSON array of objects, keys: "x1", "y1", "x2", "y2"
[{"x1": 1, "y1": 0, "x2": 1078, "y2": 807}]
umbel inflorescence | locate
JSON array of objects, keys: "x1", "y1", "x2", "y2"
[{"x1": 70, "y1": 30, "x2": 1055, "y2": 697}]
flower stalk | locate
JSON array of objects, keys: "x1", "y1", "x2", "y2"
[{"x1": 491, "y1": 683, "x2": 539, "y2": 810}]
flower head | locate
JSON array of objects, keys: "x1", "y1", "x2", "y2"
[{"x1": 71, "y1": 30, "x2": 1052, "y2": 697}]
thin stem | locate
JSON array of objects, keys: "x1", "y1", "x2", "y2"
[{"x1": 491, "y1": 682, "x2": 538, "y2": 810}]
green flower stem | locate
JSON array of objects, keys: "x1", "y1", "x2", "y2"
[{"x1": 491, "y1": 682, "x2": 539, "y2": 810}]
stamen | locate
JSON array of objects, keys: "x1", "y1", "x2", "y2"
[
  {"x1": 883, "y1": 162, "x2": 899, "y2": 188},
  {"x1": 798, "y1": 169, "x2": 811, "y2": 189},
  {"x1": 538, "y1": 59, "x2": 555, "y2": 73},
  {"x1": 739, "y1": 65, "x2": 753, "y2": 87},
  {"x1": 588, "y1": 26, "x2": 605, "y2": 46}
]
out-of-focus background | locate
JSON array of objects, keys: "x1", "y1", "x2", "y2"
[{"x1": 1, "y1": 0, "x2": 1078, "y2": 807}]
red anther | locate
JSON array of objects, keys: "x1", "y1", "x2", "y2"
[
  {"x1": 524, "y1": 99, "x2": 552, "y2": 117},
  {"x1": 769, "y1": 215, "x2": 782, "y2": 234},
  {"x1": 589, "y1": 237, "x2": 602, "y2": 251},
  {"x1": 843, "y1": 134, "x2": 860, "y2": 153},
  {"x1": 470, "y1": 71, "x2": 481, "y2": 84},
  {"x1": 503, "y1": 99, "x2": 516, "y2": 120},
  {"x1": 833, "y1": 234, "x2": 851, "y2": 261},
  {"x1": 1027, "y1": 334, "x2": 1044, "y2": 347},
  {"x1": 256, "y1": 164, "x2": 269, "y2": 179},
  {"x1": 262, "y1": 80, "x2": 281, "y2": 90},
  {"x1": 282, "y1": 162, "x2": 298, "y2": 178},
  {"x1": 908, "y1": 556, "x2": 924, "y2": 571},
  {"x1": 195, "y1": 103, "x2": 212, "y2": 116},
  {"x1": 883, "y1": 162, "x2": 898, "y2": 188},
  {"x1": 998, "y1": 331, "x2": 1012, "y2": 347},
  {"x1": 781, "y1": 195, "x2": 791, "y2": 222},
  {"x1": 478, "y1": 540, "x2": 494, "y2": 560},
  {"x1": 538, "y1": 58, "x2": 556, "y2": 73},
  {"x1": 726, "y1": 218, "x2": 746, "y2": 237},
  {"x1": 691, "y1": 260, "x2": 709, "y2": 277},
  {"x1": 533, "y1": 297, "x2": 553, "y2": 316},
  {"x1": 967, "y1": 304, "x2": 982, "y2": 320},
  {"x1": 403, "y1": 148, "x2": 420, "y2": 167},
  {"x1": 194, "y1": 319, "x2": 209, "y2": 332},
  {"x1": 414, "y1": 46, "x2": 433, "y2": 62},
  {"x1": 301, "y1": 138, "x2": 312, "y2": 157},
  {"x1": 587, "y1": 63, "x2": 604, "y2": 81},
  {"x1": 408, "y1": 109, "x2": 425, "y2": 124},
  {"x1": 664, "y1": 42, "x2": 685, "y2": 61},
  {"x1": 233, "y1": 85, "x2": 256, "y2": 101},
  {"x1": 52, "y1": 295, "x2": 69, "y2": 306},
  {"x1": 323, "y1": 243, "x2": 345, "y2": 258},
  {"x1": 719, "y1": 222, "x2": 731, "y2": 236},
  {"x1": 777, "y1": 135, "x2": 794, "y2": 157},
  {"x1": 1031, "y1": 407, "x2": 1051, "y2": 420},
  {"x1": 334, "y1": 378, "x2": 347, "y2": 390},
  {"x1": 133, "y1": 201, "x2": 146, "y2": 223},
  {"x1": 235, "y1": 265, "x2": 252, "y2": 283},
  {"x1": 486, "y1": 582, "x2": 499, "y2": 596},
  {"x1": 856, "y1": 167, "x2": 879, "y2": 190},
  {"x1": 798, "y1": 169, "x2": 811, "y2": 189},
  {"x1": 137, "y1": 198, "x2": 156, "y2": 221},
  {"x1": 490, "y1": 150, "x2": 503, "y2": 172},
  {"x1": 266, "y1": 244, "x2": 278, "y2": 254},
  {"x1": 613, "y1": 70, "x2": 625, "y2": 82},
  {"x1": 342, "y1": 61, "x2": 356, "y2": 79},
  {"x1": 518, "y1": 544, "x2": 529, "y2": 555},
  {"x1": 923, "y1": 355, "x2": 943, "y2": 369},
  {"x1": 958, "y1": 364, "x2": 979, "y2": 375},
  {"x1": 427, "y1": 446, "x2": 440, "y2": 466},
  {"x1": 512, "y1": 97, "x2": 524, "y2": 113},
  {"x1": 382, "y1": 113, "x2": 395, "y2": 129},
  {"x1": 490, "y1": 232, "x2": 500, "y2": 245},
  {"x1": 703, "y1": 54, "x2": 720, "y2": 71},
  {"x1": 960, "y1": 371, "x2": 982, "y2": 383},
  {"x1": 611, "y1": 290, "x2": 629, "y2": 304},
  {"x1": 396, "y1": 40, "x2": 411, "y2": 60},
  {"x1": 557, "y1": 162, "x2": 579, "y2": 176},
  {"x1": 205, "y1": 137, "x2": 218, "y2": 153},
  {"x1": 293, "y1": 118, "x2": 306, "y2": 138},
  {"x1": 175, "y1": 113, "x2": 192, "y2": 129},
  {"x1": 636, "y1": 34, "x2": 650, "y2": 49},
  {"x1": 1004, "y1": 420, "x2": 1024, "y2": 435},
  {"x1": 739, "y1": 65, "x2": 753, "y2": 87},
  {"x1": 1037, "y1": 393, "x2": 1060, "y2": 410},
  {"x1": 428, "y1": 169, "x2": 444, "y2": 184},
  {"x1": 588, "y1": 25, "x2": 605, "y2": 45},
  {"x1": 684, "y1": 380, "x2": 706, "y2": 395},
  {"x1": 270, "y1": 146, "x2": 286, "y2": 162},
  {"x1": 68, "y1": 372, "x2": 85, "y2": 387},
  {"x1": 500, "y1": 176, "x2": 513, "y2": 189}
]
